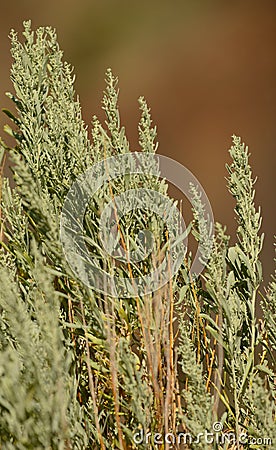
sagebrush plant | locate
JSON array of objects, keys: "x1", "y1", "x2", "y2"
[{"x1": 0, "y1": 21, "x2": 275, "y2": 450}]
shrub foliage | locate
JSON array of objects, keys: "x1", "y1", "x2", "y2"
[{"x1": 0, "y1": 22, "x2": 275, "y2": 449}]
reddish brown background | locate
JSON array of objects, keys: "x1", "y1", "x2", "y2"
[{"x1": 0, "y1": 0, "x2": 275, "y2": 283}]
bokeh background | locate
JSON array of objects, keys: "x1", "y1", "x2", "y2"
[{"x1": 0, "y1": 0, "x2": 275, "y2": 284}]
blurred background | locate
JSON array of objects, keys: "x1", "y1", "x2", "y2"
[{"x1": 0, "y1": 0, "x2": 275, "y2": 284}]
